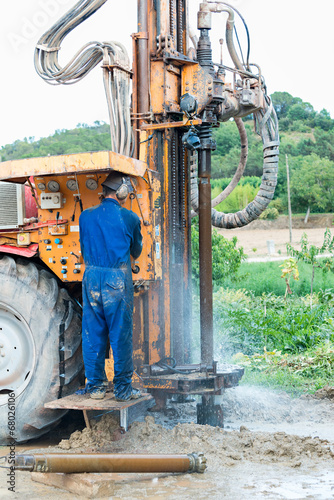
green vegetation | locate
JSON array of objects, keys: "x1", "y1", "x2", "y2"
[
  {"x1": 191, "y1": 218, "x2": 246, "y2": 289},
  {"x1": 212, "y1": 288, "x2": 334, "y2": 395},
  {"x1": 214, "y1": 289, "x2": 334, "y2": 356},
  {"x1": 192, "y1": 229, "x2": 334, "y2": 396},
  {"x1": 287, "y1": 229, "x2": 334, "y2": 303},
  {"x1": 0, "y1": 122, "x2": 111, "y2": 160},
  {"x1": 233, "y1": 344, "x2": 334, "y2": 395},
  {"x1": 211, "y1": 91, "x2": 334, "y2": 215},
  {"x1": 223, "y1": 259, "x2": 334, "y2": 296}
]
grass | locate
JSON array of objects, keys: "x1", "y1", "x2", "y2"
[
  {"x1": 240, "y1": 368, "x2": 329, "y2": 396},
  {"x1": 223, "y1": 259, "x2": 334, "y2": 296},
  {"x1": 191, "y1": 285, "x2": 334, "y2": 395},
  {"x1": 234, "y1": 343, "x2": 334, "y2": 396}
]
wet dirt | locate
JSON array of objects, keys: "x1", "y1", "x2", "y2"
[{"x1": 1, "y1": 385, "x2": 334, "y2": 499}]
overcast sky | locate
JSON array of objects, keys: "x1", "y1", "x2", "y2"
[{"x1": 1, "y1": 0, "x2": 333, "y2": 148}]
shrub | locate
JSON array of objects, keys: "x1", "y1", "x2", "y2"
[
  {"x1": 213, "y1": 289, "x2": 334, "y2": 358},
  {"x1": 191, "y1": 220, "x2": 246, "y2": 289},
  {"x1": 269, "y1": 198, "x2": 284, "y2": 213},
  {"x1": 259, "y1": 207, "x2": 279, "y2": 220},
  {"x1": 233, "y1": 343, "x2": 334, "y2": 395}
]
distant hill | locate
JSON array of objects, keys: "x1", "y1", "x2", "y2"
[
  {"x1": 1, "y1": 92, "x2": 333, "y2": 214},
  {"x1": 0, "y1": 121, "x2": 111, "y2": 162}
]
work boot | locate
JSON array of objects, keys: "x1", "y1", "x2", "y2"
[
  {"x1": 89, "y1": 387, "x2": 106, "y2": 400},
  {"x1": 115, "y1": 387, "x2": 142, "y2": 402}
]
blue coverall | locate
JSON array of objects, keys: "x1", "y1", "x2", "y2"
[{"x1": 79, "y1": 197, "x2": 143, "y2": 399}]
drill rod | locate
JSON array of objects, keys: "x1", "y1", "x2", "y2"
[
  {"x1": 198, "y1": 149, "x2": 214, "y2": 366},
  {"x1": 8, "y1": 453, "x2": 207, "y2": 474}
]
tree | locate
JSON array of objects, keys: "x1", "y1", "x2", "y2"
[
  {"x1": 213, "y1": 120, "x2": 241, "y2": 157},
  {"x1": 287, "y1": 102, "x2": 315, "y2": 122},
  {"x1": 279, "y1": 258, "x2": 299, "y2": 298},
  {"x1": 289, "y1": 154, "x2": 334, "y2": 213},
  {"x1": 271, "y1": 91, "x2": 296, "y2": 119},
  {"x1": 314, "y1": 109, "x2": 334, "y2": 131}
]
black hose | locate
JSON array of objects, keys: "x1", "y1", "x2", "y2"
[
  {"x1": 190, "y1": 95, "x2": 279, "y2": 228},
  {"x1": 211, "y1": 95, "x2": 279, "y2": 228}
]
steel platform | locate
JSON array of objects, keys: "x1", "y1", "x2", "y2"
[{"x1": 141, "y1": 364, "x2": 244, "y2": 394}]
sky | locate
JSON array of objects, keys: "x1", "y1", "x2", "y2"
[{"x1": 0, "y1": 0, "x2": 334, "y2": 148}]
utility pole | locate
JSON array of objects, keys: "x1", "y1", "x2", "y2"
[{"x1": 286, "y1": 154, "x2": 292, "y2": 243}]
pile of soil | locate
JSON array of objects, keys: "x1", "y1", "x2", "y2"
[
  {"x1": 57, "y1": 414, "x2": 334, "y2": 470},
  {"x1": 314, "y1": 385, "x2": 334, "y2": 400},
  {"x1": 55, "y1": 385, "x2": 334, "y2": 472}
]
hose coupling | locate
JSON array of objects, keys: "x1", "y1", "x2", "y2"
[{"x1": 187, "y1": 452, "x2": 207, "y2": 473}]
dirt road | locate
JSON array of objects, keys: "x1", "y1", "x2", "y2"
[{"x1": 216, "y1": 226, "x2": 331, "y2": 259}]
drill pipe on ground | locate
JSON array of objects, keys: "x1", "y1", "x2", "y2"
[{"x1": 8, "y1": 453, "x2": 207, "y2": 474}]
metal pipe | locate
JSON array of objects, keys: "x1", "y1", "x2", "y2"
[
  {"x1": 137, "y1": 0, "x2": 150, "y2": 118},
  {"x1": 196, "y1": 25, "x2": 215, "y2": 366},
  {"x1": 198, "y1": 146, "x2": 213, "y2": 366},
  {"x1": 9, "y1": 453, "x2": 207, "y2": 474}
]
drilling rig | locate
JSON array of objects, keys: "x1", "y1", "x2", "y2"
[{"x1": 0, "y1": 0, "x2": 279, "y2": 442}]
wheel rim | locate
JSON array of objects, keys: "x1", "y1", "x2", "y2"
[{"x1": 0, "y1": 302, "x2": 36, "y2": 405}]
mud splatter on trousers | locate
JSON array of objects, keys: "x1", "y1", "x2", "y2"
[{"x1": 82, "y1": 265, "x2": 134, "y2": 399}]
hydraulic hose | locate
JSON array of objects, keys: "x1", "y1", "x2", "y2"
[
  {"x1": 190, "y1": 96, "x2": 279, "y2": 228},
  {"x1": 34, "y1": 0, "x2": 131, "y2": 156},
  {"x1": 211, "y1": 117, "x2": 248, "y2": 207},
  {"x1": 206, "y1": 1, "x2": 251, "y2": 69},
  {"x1": 190, "y1": 117, "x2": 248, "y2": 216},
  {"x1": 212, "y1": 96, "x2": 279, "y2": 228},
  {"x1": 222, "y1": 8, "x2": 244, "y2": 73}
]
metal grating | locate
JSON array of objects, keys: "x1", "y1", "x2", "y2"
[{"x1": 0, "y1": 182, "x2": 25, "y2": 229}]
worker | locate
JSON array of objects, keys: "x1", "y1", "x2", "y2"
[{"x1": 78, "y1": 171, "x2": 143, "y2": 400}]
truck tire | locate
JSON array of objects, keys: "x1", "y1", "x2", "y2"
[{"x1": 0, "y1": 255, "x2": 83, "y2": 443}]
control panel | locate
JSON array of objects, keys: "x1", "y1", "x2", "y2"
[
  {"x1": 40, "y1": 192, "x2": 63, "y2": 209},
  {"x1": 34, "y1": 171, "x2": 161, "y2": 283}
]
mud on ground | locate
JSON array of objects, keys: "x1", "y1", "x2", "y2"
[{"x1": 2, "y1": 385, "x2": 334, "y2": 499}]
